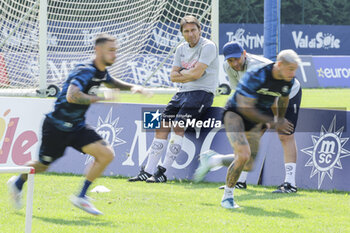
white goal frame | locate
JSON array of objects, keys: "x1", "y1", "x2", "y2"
[
  {"x1": 0, "y1": 0, "x2": 220, "y2": 97},
  {"x1": 0, "y1": 166, "x2": 35, "y2": 233}
]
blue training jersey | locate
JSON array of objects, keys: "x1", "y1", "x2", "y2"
[
  {"x1": 228, "y1": 63, "x2": 294, "y2": 112},
  {"x1": 46, "y1": 61, "x2": 113, "y2": 132}
]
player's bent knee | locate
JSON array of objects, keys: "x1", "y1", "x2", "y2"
[
  {"x1": 236, "y1": 152, "x2": 251, "y2": 164},
  {"x1": 278, "y1": 133, "x2": 294, "y2": 142},
  {"x1": 102, "y1": 149, "x2": 115, "y2": 164}
]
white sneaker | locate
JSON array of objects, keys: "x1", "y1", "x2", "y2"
[
  {"x1": 193, "y1": 150, "x2": 218, "y2": 183},
  {"x1": 70, "y1": 195, "x2": 103, "y2": 216},
  {"x1": 7, "y1": 176, "x2": 23, "y2": 210},
  {"x1": 221, "y1": 197, "x2": 240, "y2": 209}
]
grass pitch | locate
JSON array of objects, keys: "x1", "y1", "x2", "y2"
[
  {"x1": 1, "y1": 173, "x2": 349, "y2": 233},
  {"x1": 119, "y1": 88, "x2": 350, "y2": 110}
]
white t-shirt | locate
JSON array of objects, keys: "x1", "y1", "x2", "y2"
[
  {"x1": 223, "y1": 53, "x2": 300, "y2": 98},
  {"x1": 173, "y1": 37, "x2": 219, "y2": 94}
]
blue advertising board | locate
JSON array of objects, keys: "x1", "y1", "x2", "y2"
[
  {"x1": 48, "y1": 103, "x2": 350, "y2": 192},
  {"x1": 312, "y1": 56, "x2": 350, "y2": 87},
  {"x1": 220, "y1": 23, "x2": 350, "y2": 55}
]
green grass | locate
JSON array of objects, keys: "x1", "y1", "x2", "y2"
[
  {"x1": 119, "y1": 88, "x2": 350, "y2": 110},
  {"x1": 1, "y1": 173, "x2": 349, "y2": 233}
]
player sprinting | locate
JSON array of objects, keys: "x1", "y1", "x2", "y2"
[
  {"x1": 211, "y1": 49, "x2": 300, "y2": 209},
  {"x1": 7, "y1": 34, "x2": 151, "y2": 215},
  {"x1": 194, "y1": 42, "x2": 302, "y2": 193},
  {"x1": 128, "y1": 15, "x2": 219, "y2": 183}
]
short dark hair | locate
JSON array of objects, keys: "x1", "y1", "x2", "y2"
[
  {"x1": 180, "y1": 15, "x2": 201, "y2": 33},
  {"x1": 94, "y1": 34, "x2": 116, "y2": 46}
]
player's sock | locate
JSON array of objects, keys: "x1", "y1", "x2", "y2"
[
  {"x1": 284, "y1": 163, "x2": 296, "y2": 186},
  {"x1": 237, "y1": 171, "x2": 248, "y2": 183},
  {"x1": 14, "y1": 175, "x2": 25, "y2": 191},
  {"x1": 223, "y1": 186, "x2": 235, "y2": 199},
  {"x1": 144, "y1": 138, "x2": 167, "y2": 174},
  {"x1": 78, "y1": 180, "x2": 92, "y2": 198},
  {"x1": 209, "y1": 154, "x2": 235, "y2": 167},
  {"x1": 162, "y1": 134, "x2": 183, "y2": 170}
]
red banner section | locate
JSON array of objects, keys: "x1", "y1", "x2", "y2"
[{"x1": 0, "y1": 53, "x2": 9, "y2": 86}]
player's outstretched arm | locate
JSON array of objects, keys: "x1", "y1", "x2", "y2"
[
  {"x1": 105, "y1": 78, "x2": 153, "y2": 97},
  {"x1": 66, "y1": 84, "x2": 103, "y2": 104}
]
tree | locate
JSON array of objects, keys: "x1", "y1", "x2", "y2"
[{"x1": 219, "y1": 0, "x2": 350, "y2": 25}]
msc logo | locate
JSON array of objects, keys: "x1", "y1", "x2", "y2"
[
  {"x1": 143, "y1": 109, "x2": 162, "y2": 129},
  {"x1": 301, "y1": 116, "x2": 350, "y2": 189},
  {"x1": 85, "y1": 107, "x2": 126, "y2": 165}
]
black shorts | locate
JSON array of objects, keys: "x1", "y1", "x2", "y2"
[
  {"x1": 162, "y1": 90, "x2": 214, "y2": 122},
  {"x1": 283, "y1": 87, "x2": 302, "y2": 134},
  {"x1": 38, "y1": 117, "x2": 103, "y2": 165},
  {"x1": 223, "y1": 99, "x2": 273, "y2": 132},
  {"x1": 223, "y1": 88, "x2": 302, "y2": 133}
]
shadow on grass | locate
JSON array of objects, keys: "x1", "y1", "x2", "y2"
[
  {"x1": 14, "y1": 211, "x2": 117, "y2": 227},
  {"x1": 32, "y1": 214, "x2": 118, "y2": 227},
  {"x1": 234, "y1": 188, "x2": 303, "y2": 201},
  {"x1": 44, "y1": 172, "x2": 349, "y2": 194},
  {"x1": 225, "y1": 205, "x2": 302, "y2": 218}
]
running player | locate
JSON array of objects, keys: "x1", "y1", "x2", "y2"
[
  {"x1": 202, "y1": 49, "x2": 300, "y2": 208},
  {"x1": 194, "y1": 42, "x2": 301, "y2": 193},
  {"x1": 7, "y1": 34, "x2": 151, "y2": 215}
]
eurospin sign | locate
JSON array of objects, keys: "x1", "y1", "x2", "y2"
[{"x1": 312, "y1": 56, "x2": 350, "y2": 87}]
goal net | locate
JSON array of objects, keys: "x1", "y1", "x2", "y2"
[{"x1": 0, "y1": 0, "x2": 214, "y2": 96}]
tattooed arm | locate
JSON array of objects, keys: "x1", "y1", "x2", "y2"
[
  {"x1": 66, "y1": 84, "x2": 102, "y2": 105},
  {"x1": 277, "y1": 96, "x2": 289, "y2": 119},
  {"x1": 104, "y1": 78, "x2": 134, "y2": 90}
]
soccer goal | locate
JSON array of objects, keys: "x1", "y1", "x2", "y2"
[
  {"x1": 0, "y1": 166, "x2": 35, "y2": 233},
  {"x1": 0, "y1": 0, "x2": 218, "y2": 97}
]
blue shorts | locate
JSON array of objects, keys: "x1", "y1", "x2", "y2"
[
  {"x1": 283, "y1": 87, "x2": 302, "y2": 134},
  {"x1": 38, "y1": 117, "x2": 103, "y2": 165},
  {"x1": 162, "y1": 90, "x2": 214, "y2": 122}
]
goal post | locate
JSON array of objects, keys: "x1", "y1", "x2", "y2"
[
  {"x1": 0, "y1": 0, "x2": 218, "y2": 97},
  {"x1": 0, "y1": 166, "x2": 35, "y2": 233}
]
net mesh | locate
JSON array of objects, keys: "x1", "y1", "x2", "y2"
[{"x1": 0, "y1": 0, "x2": 212, "y2": 95}]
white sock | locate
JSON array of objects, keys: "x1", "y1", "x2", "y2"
[
  {"x1": 284, "y1": 163, "x2": 296, "y2": 186},
  {"x1": 223, "y1": 186, "x2": 235, "y2": 199},
  {"x1": 208, "y1": 155, "x2": 224, "y2": 167},
  {"x1": 162, "y1": 134, "x2": 183, "y2": 170},
  {"x1": 237, "y1": 171, "x2": 248, "y2": 183},
  {"x1": 209, "y1": 154, "x2": 235, "y2": 168},
  {"x1": 144, "y1": 138, "x2": 167, "y2": 174}
]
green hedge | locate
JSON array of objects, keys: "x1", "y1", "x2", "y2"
[{"x1": 219, "y1": 0, "x2": 350, "y2": 25}]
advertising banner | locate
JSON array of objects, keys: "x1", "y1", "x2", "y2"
[
  {"x1": 47, "y1": 104, "x2": 265, "y2": 184},
  {"x1": 262, "y1": 108, "x2": 350, "y2": 192},
  {"x1": 1, "y1": 98, "x2": 349, "y2": 191},
  {"x1": 220, "y1": 23, "x2": 350, "y2": 55},
  {"x1": 0, "y1": 97, "x2": 54, "y2": 166},
  {"x1": 312, "y1": 56, "x2": 350, "y2": 87}
]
